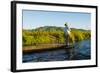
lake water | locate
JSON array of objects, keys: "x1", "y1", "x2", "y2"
[{"x1": 23, "y1": 40, "x2": 91, "y2": 63}]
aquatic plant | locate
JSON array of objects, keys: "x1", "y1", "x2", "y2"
[{"x1": 22, "y1": 26, "x2": 91, "y2": 46}]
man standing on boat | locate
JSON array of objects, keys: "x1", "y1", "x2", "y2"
[{"x1": 64, "y1": 23, "x2": 71, "y2": 46}]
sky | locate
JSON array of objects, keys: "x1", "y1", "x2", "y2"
[{"x1": 22, "y1": 10, "x2": 91, "y2": 30}]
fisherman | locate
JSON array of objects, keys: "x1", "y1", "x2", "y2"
[
  {"x1": 64, "y1": 23, "x2": 71, "y2": 46},
  {"x1": 64, "y1": 23, "x2": 75, "y2": 59}
]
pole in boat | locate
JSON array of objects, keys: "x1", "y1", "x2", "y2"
[{"x1": 64, "y1": 23, "x2": 71, "y2": 47}]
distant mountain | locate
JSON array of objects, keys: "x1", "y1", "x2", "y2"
[
  {"x1": 30, "y1": 26, "x2": 90, "y2": 32},
  {"x1": 71, "y1": 28, "x2": 90, "y2": 32},
  {"x1": 33, "y1": 26, "x2": 64, "y2": 32}
]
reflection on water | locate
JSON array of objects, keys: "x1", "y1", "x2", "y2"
[{"x1": 23, "y1": 40, "x2": 91, "y2": 63}]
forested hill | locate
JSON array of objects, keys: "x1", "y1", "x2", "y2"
[
  {"x1": 33, "y1": 26, "x2": 64, "y2": 32},
  {"x1": 25, "y1": 26, "x2": 90, "y2": 32}
]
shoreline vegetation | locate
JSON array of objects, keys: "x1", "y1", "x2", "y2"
[
  {"x1": 22, "y1": 26, "x2": 91, "y2": 53},
  {"x1": 23, "y1": 44, "x2": 73, "y2": 54}
]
